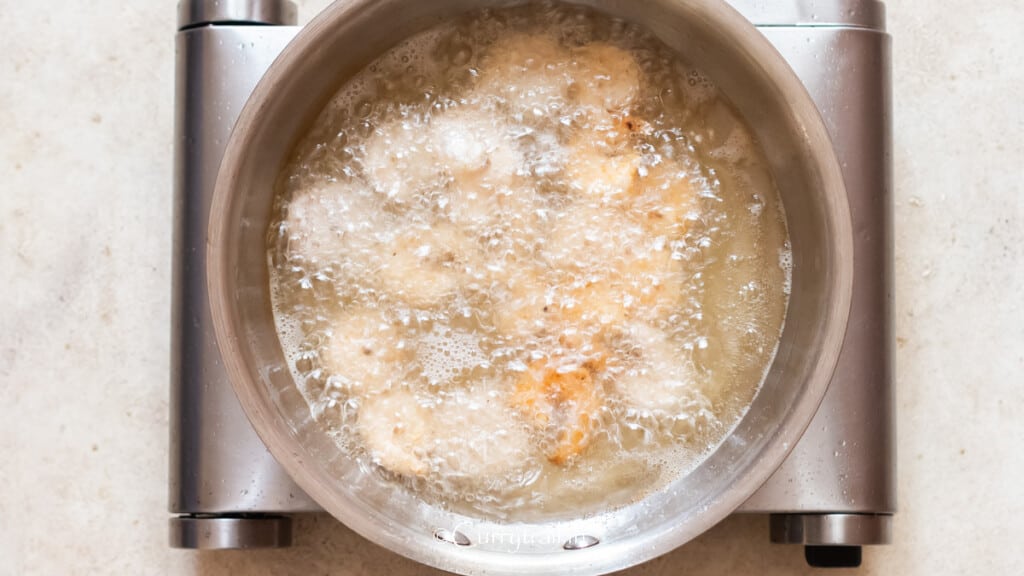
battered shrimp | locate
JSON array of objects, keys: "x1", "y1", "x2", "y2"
[
  {"x1": 475, "y1": 32, "x2": 573, "y2": 117},
  {"x1": 539, "y1": 199, "x2": 688, "y2": 326},
  {"x1": 320, "y1": 307, "x2": 407, "y2": 395},
  {"x1": 564, "y1": 43, "x2": 645, "y2": 202},
  {"x1": 432, "y1": 107, "x2": 521, "y2": 186},
  {"x1": 493, "y1": 268, "x2": 628, "y2": 335},
  {"x1": 560, "y1": 279, "x2": 630, "y2": 327},
  {"x1": 566, "y1": 114, "x2": 650, "y2": 203},
  {"x1": 542, "y1": 202, "x2": 635, "y2": 270},
  {"x1": 357, "y1": 389, "x2": 432, "y2": 476},
  {"x1": 586, "y1": 114, "x2": 653, "y2": 154},
  {"x1": 430, "y1": 106, "x2": 526, "y2": 225},
  {"x1": 490, "y1": 270, "x2": 556, "y2": 337},
  {"x1": 571, "y1": 42, "x2": 643, "y2": 113},
  {"x1": 430, "y1": 386, "x2": 535, "y2": 480},
  {"x1": 613, "y1": 323, "x2": 710, "y2": 419},
  {"x1": 362, "y1": 116, "x2": 442, "y2": 203},
  {"x1": 555, "y1": 251, "x2": 685, "y2": 328},
  {"x1": 512, "y1": 355, "x2": 605, "y2": 465},
  {"x1": 625, "y1": 241, "x2": 688, "y2": 322},
  {"x1": 565, "y1": 142, "x2": 642, "y2": 201},
  {"x1": 283, "y1": 183, "x2": 379, "y2": 266},
  {"x1": 358, "y1": 386, "x2": 534, "y2": 480},
  {"x1": 633, "y1": 160, "x2": 701, "y2": 239},
  {"x1": 378, "y1": 223, "x2": 480, "y2": 307}
]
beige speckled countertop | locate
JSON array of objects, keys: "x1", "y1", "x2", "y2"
[{"x1": 1, "y1": 1, "x2": 1022, "y2": 574}]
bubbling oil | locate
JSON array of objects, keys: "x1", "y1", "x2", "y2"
[{"x1": 268, "y1": 2, "x2": 790, "y2": 521}]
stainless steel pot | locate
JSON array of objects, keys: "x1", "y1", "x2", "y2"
[{"x1": 207, "y1": 1, "x2": 853, "y2": 574}]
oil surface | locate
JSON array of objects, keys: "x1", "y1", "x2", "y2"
[{"x1": 268, "y1": 3, "x2": 790, "y2": 520}]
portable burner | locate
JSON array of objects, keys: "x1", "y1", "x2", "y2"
[{"x1": 170, "y1": 0, "x2": 893, "y2": 567}]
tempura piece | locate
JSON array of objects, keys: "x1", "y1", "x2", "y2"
[
  {"x1": 378, "y1": 223, "x2": 480, "y2": 307},
  {"x1": 362, "y1": 118, "x2": 443, "y2": 203},
  {"x1": 571, "y1": 42, "x2": 643, "y2": 113},
  {"x1": 320, "y1": 307, "x2": 407, "y2": 395},
  {"x1": 512, "y1": 356, "x2": 604, "y2": 464},
  {"x1": 358, "y1": 386, "x2": 534, "y2": 479},
  {"x1": 633, "y1": 160, "x2": 701, "y2": 238},
  {"x1": 565, "y1": 143, "x2": 642, "y2": 201},
  {"x1": 431, "y1": 106, "x2": 526, "y2": 225},
  {"x1": 283, "y1": 183, "x2": 378, "y2": 266},
  {"x1": 613, "y1": 323, "x2": 709, "y2": 418},
  {"x1": 475, "y1": 33, "x2": 574, "y2": 116}
]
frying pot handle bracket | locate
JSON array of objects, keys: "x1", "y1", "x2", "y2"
[
  {"x1": 770, "y1": 513, "x2": 893, "y2": 568},
  {"x1": 178, "y1": 0, "x2": 298, "y2": 31},
  {"x1": 169, "y1": 515, "x2": 294, "y2": 549}
]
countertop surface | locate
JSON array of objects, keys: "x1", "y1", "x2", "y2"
[{"x1": 1, "y1": 1, "x2": 1021, "y2": 574}]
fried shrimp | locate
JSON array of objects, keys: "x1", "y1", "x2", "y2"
[
  {"x1": 431, "y1": 386, "x2": 535, "y2": 479},
  {"x1": 633, "y1": 160, "x2": 701, "y2": 238},
  {"x1": 357, "y1": 389, "x2": 433, "y2": 476},
  {"x1": 512, "y1": 354, "x2": 605, "y2": 465},
  {"x1": 475, "y1": 32, "x2": 574, "y2": 116},
  {"x1": 613, "y1": 323, "x2": 709, "y2": 419},
  {"x1": 378, "y1": 223, "x2": 480, "y2": 307},
  {"x1": 432, "y1": 106, "x2": 522, "y2": 186},
  {"x1": 571, "y1": 42, "x2": 643, "y2": 113},
  {"x1": 283, "y1": 183, "x2": 379, "y2": 266},
  {"x1": 358, "y1": 386, "x2": 534, "y2": 479},
  {"x1": 490, "y1": 271, "x2": 556, "y2": 337},
  {"x1": 320, "y1": 307, "x2": 407, "y2": 395},
  {"x1": 362, "y1": 117, "x2": 442, "y2": 203},
  {"x1": 565, "y1": 142, "x2": 642, "y2": 201},
  {"x1": 431, "y1": 106, "x2": 528, "y2": 226},
  {"x1": 540, "y1": 203, "x2": 687, "y2": 326}
]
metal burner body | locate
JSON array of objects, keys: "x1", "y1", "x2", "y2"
[{"x1": 170, "y1": 0, "x2": 893, "y2": 566}]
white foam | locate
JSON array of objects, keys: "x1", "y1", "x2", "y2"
[
  {"x1": 779, "y1": 244, "x2": 793, "y2": 295},
  {"x1": 418, "y1": 326, "x2": 488, "y2": 385}
]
